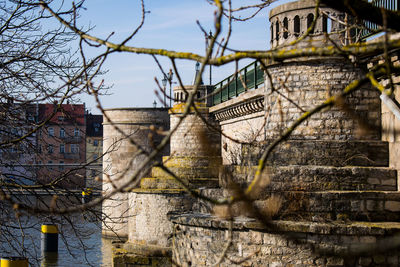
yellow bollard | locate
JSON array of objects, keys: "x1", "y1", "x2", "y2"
[
  {"x1": 82, "y1": 188, "x2": 92, "y2": 204},
  {"x1": 41, "y1": 224, "x2": 58, "y2": 253},
  {"x1": 0, "y1": 257, "x2": 28, "y2": 267}
]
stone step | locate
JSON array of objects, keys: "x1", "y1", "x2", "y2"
[
  {"x1": 224, "y1": 165, "x2": 397, "y2": 191},
  {"x1": 162, "y1": 156, "x2": 222, "y2": 169},
  {"x1": 151, "y1": 166, "x2": 218, "y2": 179},
  {"x1": 264, "y1": 191, "x2": 400, "y2": 222},
  {"x1": 242, "y1": 140, "x2": 389, "y2": 167},
  {"x1": 140, "y1": 177, "x2": 219, "y2": 190}
]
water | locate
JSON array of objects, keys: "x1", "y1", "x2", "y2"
[{"x1": 0, "y1": 194, "x2": 113, "y2": 267}]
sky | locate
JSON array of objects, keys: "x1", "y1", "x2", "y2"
[{"x1": 69, "y1": 0, "x2": 293, "y2": 114}]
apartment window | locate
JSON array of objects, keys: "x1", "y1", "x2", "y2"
[
  {"x1": 91, "y1": 169, "x2": 96, "y2": 177},
  {"x1": 93, "y1": 140, "x2": 99, "y2": 147},
  {"x1": 94, "y1": 123, "x2": 100, "y2": 133},
  {"x1": 48, "y1": 160, "x2": 53, "y2": 170},
  {"x1": 48, "y1": 127, "x2": 54, "y2": 137},
  {"x1": 58, "y1": 116, "x2": 65, "y2": 121},
  {"x1": 60, "y1": 128, "x2": 65, "y2": 138},
  {"x1": 71, "y1": 144, "x2": 79, "y2": 154},
  {"x1": 60, "y1": 144, "x2": 65, "y2": 154},
  {"x1": 93, "y1": 154, "x2": 97, "y2": 161},
  {"x1": 48, "y1": 144, "x2": 53, "y2": 154},
  {"x1": 59, "y1": 161, "x2": 64, "y2": 171},
  {"x1": 74, "y1": 128, "x2": 80, "y2": 137}
]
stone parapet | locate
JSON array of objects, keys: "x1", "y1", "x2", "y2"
[
  {"x1": 269, "y1": 0, "x2": 352, "y2": 49},
  {"x1": 222, "y1": 165, "x2": 397, "y2": 192},
  {"x1": 172, "y1": 213, "x2": 400, "y2": 266}
]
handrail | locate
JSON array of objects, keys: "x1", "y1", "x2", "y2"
[
  {"x1": 212, "y1": 61, "x2": 264, "y2": 106},
  {"x1": 359, "y1": 0, "x2": 399, "y2": 40}
]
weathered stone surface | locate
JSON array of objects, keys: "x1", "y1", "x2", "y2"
[
  {"x1": 102, "y1": 108, "x2": 170, "y2": 239},
  {"x1": 171, "y1": 214, "x2": 400, "y2": 267},
  {"x1": 242, "y1": 140, "x2": 390, "y2": 167},
  {"x1": 222, "y1": 165, "x2": 397, "y2": 192},
  {"x1": 128, "y1": 192, "x2": 192, "y2": 247}
]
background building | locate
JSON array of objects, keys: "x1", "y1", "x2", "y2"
[
  {"x1": 36, "y1": 103, "x2": 86, "y2": 189},
  {"x1": 0, "y1": 102, "x2": 38, "y2": 185},
  {"x1": 85, "y1": 113, "x2": 103, "y2": 189}
]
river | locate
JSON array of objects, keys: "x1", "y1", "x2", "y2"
[{"x1": 0, "y1": 194, "x2": 114, "y2": 267}]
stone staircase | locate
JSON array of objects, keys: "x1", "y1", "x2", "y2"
[
  {"x1": 238, "y1": 139, "x2": 400, "y2": 222},
  {"x1": 171, "y1": 139, "x2": 400, "y2": 266}
]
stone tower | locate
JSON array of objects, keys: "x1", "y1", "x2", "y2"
[
  {"x1": 110, "y1": 85, "x2": 222, "y2": 265},
  {"x1": 102, "y1": 108, "x2": 169, "y2": 239}
]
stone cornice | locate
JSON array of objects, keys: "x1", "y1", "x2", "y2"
[{"x1": 211, "y1": 96, "x2": 264, "y2": 121}]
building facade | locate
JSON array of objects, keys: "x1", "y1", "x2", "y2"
[
  {"x1": 36, "y1": 103, "x2": 86, "y2": 189},
  {"x1": 0, "y1": 102, "x2": 38, "y2": 185},
  {"x1": 85, "y1": 113, "x2": 103, "y2": 189}
]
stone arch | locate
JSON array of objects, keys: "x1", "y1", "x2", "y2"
[
  {"x1": 322, "y1": 14, "x2": 328, "y2": 33},
  {"x1": 307, "y1": 13, "x2": 314, "y2": 33},
  {"x1": 283, "y1": 17, "x2": 289, "y2": 39},
  {"x1": 271, "y1": 24, "x2": 274, "y2": 42},
  {"x1": 293, "y1": 15, "x2": 300, "y2": 36}
]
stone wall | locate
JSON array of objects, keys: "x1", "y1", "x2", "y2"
[
  {"x1": 172, "y1": 214, "x2": 400, "y2": 267},
  {"x1": 210, "y1": 87, "x2": 266, "y2": 165},
  {"x1": 264, "y1": 58, "x2": 381, "y2": 141},
  {"x1": 102, "y1": 108, "x2": 169, "y2": 239},
  {"x1": 170, "y1": 110, "x2": 220, "y2": 158},
  {"x1": 128, "y1": 192, "x2": 192, "y2": 247}
]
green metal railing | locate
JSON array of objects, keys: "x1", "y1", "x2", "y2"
[
  {"x1": 359, "y1": 0, "x2": 399, "y2": 40},
  {"x1": 212, "y1": 61, "x2": 264, "y2": 106}
]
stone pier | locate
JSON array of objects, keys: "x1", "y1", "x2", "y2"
[{"x1": 112, "y1": 85, "x2": 222, "y2": 266}]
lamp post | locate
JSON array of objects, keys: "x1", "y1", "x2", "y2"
[
  {"x1": 162, "y1": 76, "x2": 167, "y2": 107},
  {"x1": 152, "y1": 100, "x2": 157, "y2": 108},
  {"x1": 162, "y1": 69, "x2": 174, "y2": 107}
]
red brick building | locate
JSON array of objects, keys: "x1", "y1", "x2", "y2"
[{"x1": 36, "y1": 103, "x2": 86, "y2": 189}]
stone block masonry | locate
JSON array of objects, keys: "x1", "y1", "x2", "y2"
[
  {"x1": 110, "y1": 86, "x2": 222, "y2": 266},
  {"x1": 105, "y1": 1, "x2": 400, "y2": 266},
  {"x1": 264, "y1": 59, "x2": 381, "y2": 141},
  {"x1": 170, "y1": 1, "x2": 400, "y2": 266},
  {"x1": 102, "y1": 108, "x2": 170, "y2": 239},
  {"x1": 171, "y1": 214, "x2": 400, "y2": 267}
]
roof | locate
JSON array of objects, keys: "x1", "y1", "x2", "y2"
[{"x1": 38, "y1": 103, "x2": 85, "y2": 126}]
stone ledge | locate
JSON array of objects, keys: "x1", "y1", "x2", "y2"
[
  {"x1": 242, "y1": 139, "x2": 390, "y2": 167},
  {"x1": 223, "y1": 165, "x2": 397, "y2": 191},
  {"x1": 129, "y1": 188, "x2": 188, "y2": 194},
  {"x1": 140, "y1": 177, "x2": 219, "y2": 189},
  {"x1": 212, "y1": 96, "x2": 264, "y2": 122},
  {"x1": 151, "y1": 166, "x2": 219, "y2": 179},
  {"x1": 170, "y1": 213, "x2": 400, "y2": 236}
]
